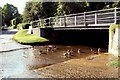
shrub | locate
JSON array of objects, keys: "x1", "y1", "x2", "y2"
[{"x1": 17, "y1": 23, "x2": 30, "y2": 30}]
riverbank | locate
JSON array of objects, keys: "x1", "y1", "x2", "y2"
[
  {"x1": 7, "y1": 45, "x2": 118, "y2": 79},
  {"x1": 10, "y1": 53, "x2": 118, "y2": 78},
  {"x1": 13, "y1": 29, "x2": 48, "y2": 44}
]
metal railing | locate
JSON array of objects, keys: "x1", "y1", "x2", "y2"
[{"x1": 32, "y1": 7, "x2": 120, "y2": 28}]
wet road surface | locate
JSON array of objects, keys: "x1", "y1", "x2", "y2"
[
  {"x1": 0, "y1": 30, "x2": 32, "y2": 78},
  {"x1": 0, "y1": 29, "x2": 118, "y2": 79}
]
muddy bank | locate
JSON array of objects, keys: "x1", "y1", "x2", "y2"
[{"x1": 10, "y1": 54, "x2": 118, "y2": 78}]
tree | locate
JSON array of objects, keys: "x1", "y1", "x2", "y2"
[
  {"x1": 22, "y1": 1, "x2": 57, "y2": 22},
  {"x1": 112, "y1": 1, "x2": 120, "y2": 7},
  {"x1": 56, "y1": 2, "x2": 88, "y2": 16},
  {"x1": 11, "y1": 17, "x2": 22, "y2": 26},
  {"x1": 2, "y1": 3, "x2": 20, "y2": 26},
  {"x1": 0, "y1": 6, "x2": 2, "y2": 26},
  {"x1": 42, "y1": 2, "x2": 57, "y2": 18},
  {"x1": 22, "y1": 2, "x2": 33, "y2": 22}
]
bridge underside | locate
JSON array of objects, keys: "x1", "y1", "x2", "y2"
[{"x1": 38, "y1": 27, "x2": 109, "y2": 49}]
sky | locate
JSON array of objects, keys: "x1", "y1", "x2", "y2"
[{"x1": 0, "y1": 0, "x2": 29, "y2": 14}]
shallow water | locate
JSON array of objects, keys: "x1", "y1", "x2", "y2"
[
  {"x1": 0, "y1": 45, "x2": 107, "y2": 78},
  {"x1": 0, "y1": 30, "x2": 108, "y2": 78}
]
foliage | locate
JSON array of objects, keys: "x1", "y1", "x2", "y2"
[
  {"x1": 0, "y1": 6, "x2": 2, "y2": 27},
  {"x1": 11, "y1": 17, "x2": 22, "y2": 26},
  {"x1": 22, "y1": 1, "x2": 57, "y2": 23},
  {"x1": 17, "y1": 23, "x2": 30, "y2": 30},
  {"x1": 13, "y1": 29, "x2": 48, "y2": 44},
  {"x1": 22, "y1": 2, "x2": 34, "y2": 22},
  {"x1": 56, "y1": 2, "x2": 88, "y2": 16},
  {"x1": 112, "y1": 1, "x2": 120, "y2": 7},
  {"x1": 2, "y1": 3, "x2": 20, "y2": 26},
  {"x1": 9, "y1": 25, "x2": 16, "y2": 29}
]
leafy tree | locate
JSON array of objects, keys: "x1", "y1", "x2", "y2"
[
  {"x1": 112, "y1": 1, "x2": 120, "y2": 7},
  {"x1": 11, "y1": 17, "x2": 22, "y2": 26},
  {"x1": 56, "y1": 2, "x2": 89, "y2": 16},
  {"x1": 42, "y1": 2, "x2": 57, "y2": 18},
  {"x1": 86, "y1": 2, "x2": 115, "y2": 11},
  {"x1": 22, "y1": 2, "x2": 34, "y2": 22},
  {"x1": 23, "y1": 1, "x2": 57, "y2": 22},
  {"x1": 2, "y1": 3, "x2": 20, "y2": 26}
]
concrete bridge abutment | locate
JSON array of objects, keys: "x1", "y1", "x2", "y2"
[{"x1": 109, "y1": 24, "x2": 120, "y2": 57}]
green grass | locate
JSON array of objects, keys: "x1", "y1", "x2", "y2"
[
  {"x1": 13, "y1": 29, "x2": 48, "y2": 44},
  {"x1": 107, "y1": 60, "x2": 120, "y2": 67}
]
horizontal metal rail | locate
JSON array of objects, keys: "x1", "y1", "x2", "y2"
[{"x1": 32, "y1": 7, "x2": 120, "y2": 28}]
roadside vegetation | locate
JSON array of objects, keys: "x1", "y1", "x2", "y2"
[{"x1": 13, "y1": 29, "x2": 48, "y2": 44}]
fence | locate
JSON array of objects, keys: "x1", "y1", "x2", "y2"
[{"x1": 32, "y1": 7, "x2": 120, "y2": 28}]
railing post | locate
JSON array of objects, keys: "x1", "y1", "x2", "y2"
[
  {"x1": 49, "y1": 17, "x2": 51, "y2": 27},
  {"x1": 60, "y1": 17, "x2": 62, "y2": 26},
  {"x1": 64, "y1": 15, "x2": 67, "y2": 27},
  {"x1": 39, "y1": 18, "x2": 41, "y2": 27},
  {"x1": 114, "y1": 7, "x2": 117, "y2": 24},
  {"x1": 84, "y1": 12, "x2": 86, "y2": 26},
  {"x1": 75, "y1": 16, "x2": 77, "y2": 26},
  {"x1": 95, "y1": 13, "x2": 97, "y2": 25}
]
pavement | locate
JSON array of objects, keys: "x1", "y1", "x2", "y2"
[{"x1": 0, "y1": 29, "x2": 32, "y2": 79}]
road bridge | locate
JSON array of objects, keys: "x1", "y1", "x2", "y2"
[{"x1": 31, "y1": 7, "x2": 120, "y2": 57}]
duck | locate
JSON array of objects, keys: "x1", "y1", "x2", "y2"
[
  {"x1": 97, "y1": 48, "x2": 101, "y2": 54},
  {"x1": 69, "y1": 49, "x2": 74, "y2": 56},
  {"x1": 39, "y1": 50, "x2": 46, "y2": 54},
  {"x1": 46, "y1": 47, "x2": 51, "y2": 52},
  {"x1": 53, "y1": 45, "x2": 58, "y2": 50},
  {"x1": 90, "y1": 48, "x2": 99, "y2": 54},
  {"x1": 77, "y1": 49, "x2": 81, "y2": 54},
  {"x1": 63, "y1": 49, "x2": 74, "y2": 57},
  {"x1": 63, "y1": 51, "x2": 68, "y2": 56}
]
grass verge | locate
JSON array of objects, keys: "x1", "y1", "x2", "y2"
[
  {"x1": 107, "y1": 60, "x2": 120, "y2": 67},
  {"x1": 13, "y1": 29, "x2": 48, "y2": 44}
]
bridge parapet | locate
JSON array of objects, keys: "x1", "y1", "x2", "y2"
[{"x1": 32, "y1": 7, "x2": 120, "y2": 28}]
